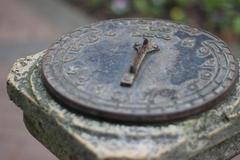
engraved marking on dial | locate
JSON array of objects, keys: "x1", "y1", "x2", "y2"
[
  {"x1": 120, "y1": 38, "x2": 159, "y2": 87},
  {"x1": 70, "y1": 42, "x2": 84, "y2": 52},
  {"x1": 179, "y1": 24, "x2": 199, "y2": 34},
  {"x1": 181, "y1": 37, "x2": 195, "y2": 48},
  {"x1": 132, "y1": 31, "x2": 171, "y2": 40},
  {"x1": 187, "y1": 83, "x2": 198, "y2": 91},
  {"x1": 63, "y1": 52, "x2": 78, "y2": 62},
  {"x1": 87, "y1": 34, "x2": 99, "y2": 43},
  {"x1": 197, "y1": 47, "x2": 210, "y2": 57},
  {"x1": 155, "y1": 33, "x2": 171, "y2": 40},
  {"x1": 200, "y1": 71, "x2": 212, "y2": 80},
  {"x1": 104, "y1": 31, "x2": 117, "y2": 37},
  {"x1": 67, "y1": 65, "x2": 79, "y2": 74}
]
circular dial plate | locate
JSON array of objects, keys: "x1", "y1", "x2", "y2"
[{"x1": 42, "y1": 19, "x2": 238, "y2": 123}]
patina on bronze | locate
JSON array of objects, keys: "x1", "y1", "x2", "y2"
[{"x1": 41, "y1": 19, "x2": 238, "y2": 123}]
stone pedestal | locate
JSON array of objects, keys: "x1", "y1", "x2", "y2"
[{"x1": 7, "y1": 51, "x2": 240, "y2": 160}]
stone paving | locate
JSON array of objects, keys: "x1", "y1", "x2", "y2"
[{"x1": 0, "y1": 0, "x2": 93, "y2": 159}]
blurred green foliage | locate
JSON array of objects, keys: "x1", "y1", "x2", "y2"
[{"x1": 71, "y1": 0, "x2": 240, "y2": 41}]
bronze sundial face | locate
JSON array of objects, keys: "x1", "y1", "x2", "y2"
[{"x1": 41, "y1": 18, "x2": 238, "y2": 123}]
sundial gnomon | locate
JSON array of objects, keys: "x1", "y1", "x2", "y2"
[{"x1": 120, "y1": 38, "x2": 159, "y2": 87}]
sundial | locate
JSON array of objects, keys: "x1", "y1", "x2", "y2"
[
  {"x1": 7, "y1": 18, "x2": 240, "y2": 160},
  {"x1": 41, "y1": 18, "x2": 238, "y2": 123}
]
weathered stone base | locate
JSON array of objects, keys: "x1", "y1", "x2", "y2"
[{"x1": 7, "y1": 51, "x2": 240, "y2": 160}]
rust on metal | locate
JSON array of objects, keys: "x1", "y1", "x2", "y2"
[{"x1": 120, "y1": 38, "x2": 159, "y2": 87}]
